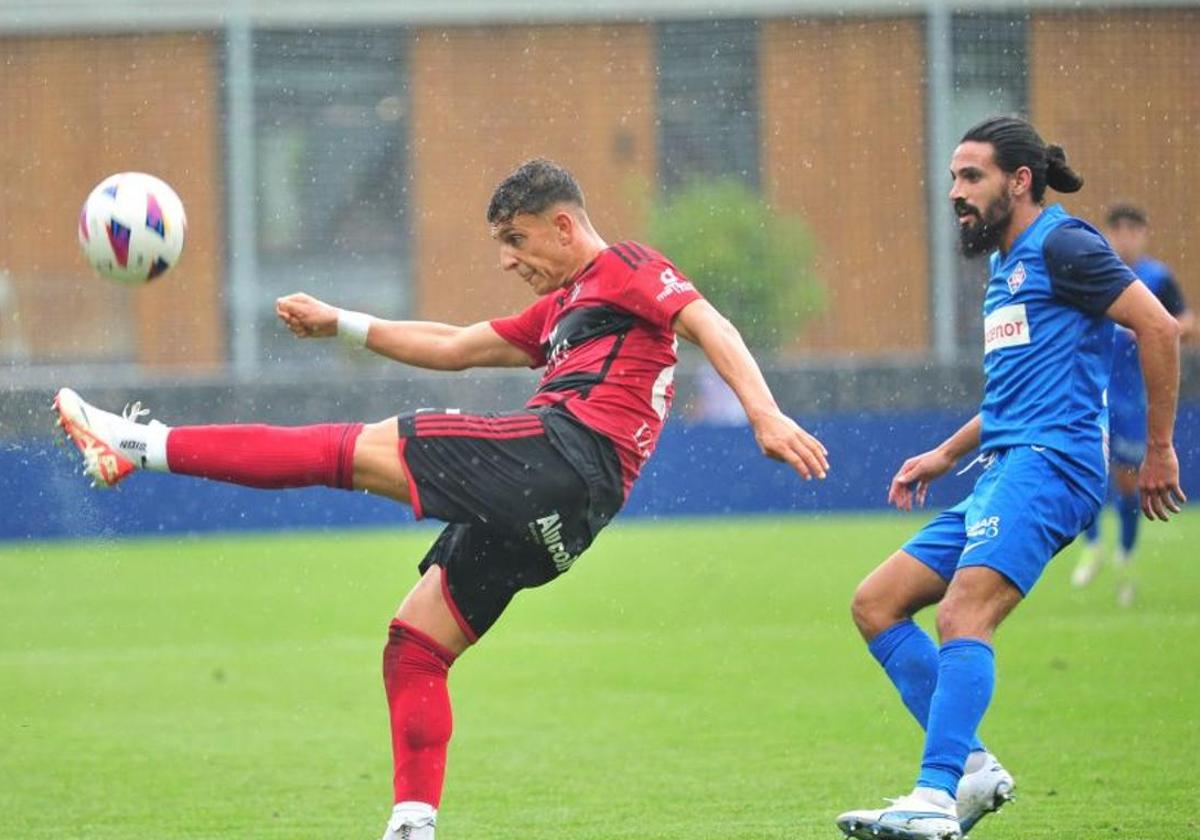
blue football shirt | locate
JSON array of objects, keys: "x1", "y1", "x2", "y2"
[{"x1": 979, "y1": 204, "x2": 1135, "y2": 499}]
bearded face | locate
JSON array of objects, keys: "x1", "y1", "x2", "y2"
[{"x1": 955, "y1": 184, "x2": 1015, "y2": 258}]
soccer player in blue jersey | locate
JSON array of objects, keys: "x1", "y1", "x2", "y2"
[
  {"x1": 1071, "y1": 204, "x2": 1194, "y2": 605},
  {"x1": 835, "y1": 116, "x2": 1186, "y2": 840}
]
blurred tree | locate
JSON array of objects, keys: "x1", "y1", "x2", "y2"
[{"x1": 647, "y1": 178, "x2": 824, "y2": 351}]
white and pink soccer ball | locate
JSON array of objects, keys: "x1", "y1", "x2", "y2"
[{"x1": 78, "y1": 172, "x2": 186, "y2": 284}]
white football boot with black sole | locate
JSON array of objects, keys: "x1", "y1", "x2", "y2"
[
  {"x1": 836, "y1": 793, "x2": 961, "y2": 840},
  {"x1": 956, "y1": 753, "x2": 1015, "y2": 835}
]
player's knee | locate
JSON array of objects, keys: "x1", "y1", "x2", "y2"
[
  {"x1": 352, "y1": 418, "x2": 412, "y2": 501},
  {"x1": 358, "y1": 418, "x2": 398, "y2": 451},
  {"x1": 937, "y1": 567, "x2": 1021, "y2": 641},
  {"x1": 849, "y1": 585, "x2": 872, "y2": 635},
  {"x1": 935, "y1": 597, "x2": 992, "y2": 642},
  {"x1": 851, "y1": 580, "x2": 894, "y2": 640}
]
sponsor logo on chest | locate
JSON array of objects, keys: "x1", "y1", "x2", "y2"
[{"x1": 983, "y1": 303, "x2": 1031, "y2": 354}]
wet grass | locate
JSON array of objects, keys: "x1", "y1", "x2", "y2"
[{"x1": 1, "y1": 511, "x2": 1196, "y2": 839}]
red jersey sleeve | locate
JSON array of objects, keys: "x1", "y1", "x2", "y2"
[
  {"x1": 620, "y1": 259, "x2": 704, "y2": 330},
  {"x1": 489, "y1": 294, "x2": 554, "y2": 368}
]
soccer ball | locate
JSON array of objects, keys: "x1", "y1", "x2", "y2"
[{"x1": 78, "y1": 172, "x2": 186, "y2": 284}]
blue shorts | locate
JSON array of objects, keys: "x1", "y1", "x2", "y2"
[{"x1": 902, "y1": 446, "x2": 1100, "y2": 595}]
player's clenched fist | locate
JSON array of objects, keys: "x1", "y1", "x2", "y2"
[{"x1": 276, "y1": 292, "x2": 339, "y2": 339}]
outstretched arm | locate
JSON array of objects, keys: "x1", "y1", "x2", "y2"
[
  {"x1": 887, "y1": 414, "x2": 981, "y2": 511},
  {"x1": 1106, "y1": 281, "x2": 1186, "y2": 520},
  {"x1": 276, "y1": 292, "x2": 533, "y2": 370},
  {"x1": 673, "y1": 299, "x2": 828, "y2": 480}
]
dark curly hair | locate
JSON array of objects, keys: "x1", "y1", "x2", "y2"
[{"x1": 486, "y1": 158, "x2": 585, "y2": 225}]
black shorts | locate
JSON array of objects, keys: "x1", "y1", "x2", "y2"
[{"x1": 397, "y1": 407, "x2": 623, "y2": 640}]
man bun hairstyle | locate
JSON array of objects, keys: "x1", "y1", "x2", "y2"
[
  {"x1": 1106, "y1": 202, "x2": 1148, "y2": 228},
  {"x1": 1044, "y1": 144, "x2": 1084, "y2": 196},
  {"x1": 487, "y1": 158, "x2": 585, "y2": 225},
  {"x1": 962, "y1": 115, "x2": 1084, "y2": 202}
]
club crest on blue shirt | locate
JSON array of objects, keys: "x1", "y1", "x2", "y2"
[{"x1": 1007, "y1": 261, "x2": 1027, "y2": 295}]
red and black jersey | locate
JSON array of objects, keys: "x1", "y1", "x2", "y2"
[{"x1": 490, "y1": 241, "x2": 703, "y2": 496}]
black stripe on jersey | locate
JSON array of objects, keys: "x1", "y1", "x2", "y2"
[
  {"x1": 540, "y1": 305, "x2": 636, "y2": 359},
  {"x1": 625, "y1": 241, "x2": 651, "y2": 261},
  {"x1": 538, "y1": 332, "x2": 629, "y2": 399},
  {"x1": 592, "y1": 331, "x2": 627, "y2": 387},
  {"x1": 538, "y1": 371, "x2": 604, "y2": 395},
  {"x1": 612, "y1": 241, "x2": 649, "y2": 269},
  {"x1": 610, "y1": 243, "x2": 637, "y2": 269}
]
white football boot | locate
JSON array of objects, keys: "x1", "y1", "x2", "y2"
[
  {"x1": 380, "y1": 802, "x2": 436, "y2": 840},
  {"x1": 956, "y1": 752, "x2": 1015, "y2": 834},
  {"x1": 837, "y1": 791, "x2": 961, "y2": 840},
  {"x1": 53, "y1": 388, "x2": 162, "y2": 488}
]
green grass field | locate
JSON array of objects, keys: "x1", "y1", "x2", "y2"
[{"x1": 2, "y1": 512, "x2": 1196, "y2": 840}]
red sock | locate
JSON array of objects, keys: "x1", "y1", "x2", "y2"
[
  {"x1": 383, "y1": 620, "x2": 456, "y2": 807},
  {"x1": 166, "y1": 423, "x2": 363, "y2": 489}
]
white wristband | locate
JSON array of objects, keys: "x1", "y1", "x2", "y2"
[{"x1": 336, "y1": 309, "x2": 372, "y2": 348}]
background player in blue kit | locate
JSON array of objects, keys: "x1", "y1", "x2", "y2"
[
  {"x1": 835, "y1": 116, "x2": 1186, "y2": 840},
  {"x1": 1072, "y1": 204, "x2": 1194, "y2": 605}
]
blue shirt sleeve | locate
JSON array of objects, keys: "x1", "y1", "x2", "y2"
[
  {"x1": 1043, "y1": 223, "x2": 1136, "y2": 316},
  {"x1": 1155, "y1": 273, "x2": 1187, "y2": 316}
]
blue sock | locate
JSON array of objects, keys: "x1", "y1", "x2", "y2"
[
  {"x1": 1084, "y1": 515, "x2": 1100, "y2": 542},
  {"x1": 869, "y1": 621, "x2": 984, "y2": 752},
  {"x1": 917, "y1": 638, "x2": 995, "y2": 798},
  {"x1": 1117, "y1": 492, "x2": 1140, "y2": 553}
]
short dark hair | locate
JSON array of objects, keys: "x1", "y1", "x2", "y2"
[
  {"x1": 961, "y1": 115, "x2": 1084, "y2": 203},
  {"x1": 1106, "y1": 203, "x2": 1148, "y2": 228},
  {"x1": 486, "y1": 158, "x2": 585, "y2": 225}
]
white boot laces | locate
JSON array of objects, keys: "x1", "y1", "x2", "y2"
[{"x1": 121, "y1": 401, "x2": 151, "y2": 423}]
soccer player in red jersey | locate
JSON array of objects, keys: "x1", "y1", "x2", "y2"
[{"x1": 54, "y1": 158, "x2": 828, "y2": 839}]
